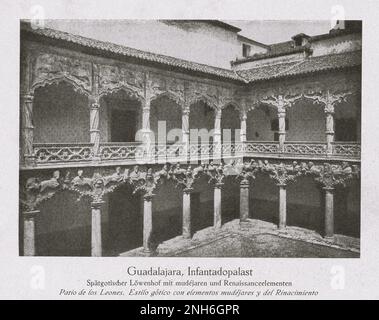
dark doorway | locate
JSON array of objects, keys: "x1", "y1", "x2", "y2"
[
  {"x1": 335, "y1": 118, "x2": 357, "y2": 141},
  {"x1": 106, "y1": 184, "x2": 142, "y2": 255},
  {"x1": 111, "y1": 109, "x2": 137, "y2": 142}
]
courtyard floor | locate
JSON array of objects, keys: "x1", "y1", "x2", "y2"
[{"x1": 120, "y1": 219, "x2": 360, "y2": 258}]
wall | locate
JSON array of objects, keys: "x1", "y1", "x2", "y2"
[
  {"x1": 311, "y1": 33, "x2": 362, "y2": 57},
  {"x1": 286, "y1": 101, "x2": 325, "y2": 141},
  {"x1": 246, "y1": 105, "x2": 276, "y2": 141},
  {"x1": 44, "y1": 20, "x2": 241, "y2": 69},
  {"x1": 33, "y1": 82, "x2": 90, "y2": 143}
]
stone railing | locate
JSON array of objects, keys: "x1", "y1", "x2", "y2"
[
  {"x1": 332, "y1": 142, "x2": 361, "y2": 158},
  {"x1": 34, "y1": 143, "x2": 93, "y2": 164},
  {"x1": 30, "y1": 141, "x2": 361, "y2": 167},
  {"x1": 284, "y1": 141, "x2": 327, "y2": 156}
]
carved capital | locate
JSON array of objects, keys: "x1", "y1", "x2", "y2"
[
  {"x1": 261, "y1": 161, "x2": 302, "y2": 186},
  {"x1": 261, "y1": 94, "x2": 302, "y2": 113},
  {"x1": 304, "y1": 90, "x2": 352, "y2": 113},
  {"x1": 169, "y1": 164, "x2": 204, "y2": 190},
  {"x1": 204, "y1": 162, "x2": 225, "y2": 185},
  {"x1": 312, "y1": 162, "x2": 358, "y2": 189}
]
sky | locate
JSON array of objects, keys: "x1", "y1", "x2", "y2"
[{"x1": 226, "y1": 20, "x2": 332, "y2": 44}]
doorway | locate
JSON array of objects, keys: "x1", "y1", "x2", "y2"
[{"x1": 111, "y1": 109, "x2": 137, "y2": 142}]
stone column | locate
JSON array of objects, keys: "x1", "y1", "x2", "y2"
[
  {"x1": 89, "y1": 97, "x2": 101, "y2": 159},
  {"x1": 214, "y1": 183, "x2": 223, "y2": 229},
  {"x1": 239, "y1": 180, "x2": 249, "y2": 224},
  {"x1": 278, "y1": 109, "x2": 286, "y2": 153},
  {"x1": 91, "y1": 201, "x2": 104, "y2": 257},
  {"x1": 142, "y1": 99, "x2": 153, "y2": 160},
  {"x1": 182, "y1": 107, "x2": 190, "y2": 161},
  {"x1": 213, "y1": 108, "x2": 222, "y2": 161},
  {"x1": 143, "y1": 194, "x2": 154, "y2": 253},
  {"x1": 325, "y1": 105, "x2": 335, "y2": 155},
  {"x1": 20, "y1": 93, "x2": 35, "y2": 166},
  {"x1": 324, "y1": 187, "x2": 334, "y2": 238},
  {"x1": 240, "y1": 113, "x2": 247, "y2": 143},
  {"x1": 23, "y1": 209, "x2": 39, "y2": 256},
  {"x1": 182, "y1": 188, "x2": 192, "y2": 239},
  {"x1": 278, "y1": 183, "x2": 287, "y2": 229}
]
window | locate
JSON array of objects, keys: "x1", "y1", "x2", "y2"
[{"x1": 242, "y1": 44, "x2": 251, "y2": 57}]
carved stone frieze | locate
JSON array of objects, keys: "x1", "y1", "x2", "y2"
[
  {"x1": 31, "y1": 52, "x2": 92, "y2": 94},
  {"x1": 98, "y1": 64, "x2": 145, "y2": 100},
  {"x1": 185, "y1": 81, "x2": 219, "y2": 110},
  {"x1": 168, "y1": 163, "x2": 204, "y2": 191},
  {"x1": 148, "y1": 73, "x2": 185, "y2": 105}
]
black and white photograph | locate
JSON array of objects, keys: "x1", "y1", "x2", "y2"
[{"x1": 0, "y1": 0, "x2": 378, "y2": 302}]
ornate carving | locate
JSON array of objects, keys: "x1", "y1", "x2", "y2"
[
  {"x1": 185, "y1": 81, "x2": 219, "y2": 110},
  {"x1": 204, "y1": 162, "x2": 225, "y2": 186},
  {"x1": 31, "y1": 53, "x2": 92, "y2": 94},
  {"x1": 304, "y1": 90, "x2": 352, "y2": 113},
  {"x1": 98, "y1": 64, "x2": 145, "y2": 100},
  {"x1": 234, "y1": 159, "x2": 260, "y2": 185},
  {"x1": 311, "y1": 162, "x2": 359, "y2": 189},
  {"x1": 21, "y1": 171, "x2": 61, "y2": 211},
  {"x1": 261, "y1": 161, "x2": 302, "y2": 186},
  {"x1": 260, "y1": 94, "x2": 303, "y2": 113},
  {"x1": 168, "y1": 163, "x2": 204, "y2": 191},
  {"x1": 69, "y1": 167, "x2": 126, "y2": 202},
  {"x1": 148, "y1": 73, "x2": 185, "y2": 105}
]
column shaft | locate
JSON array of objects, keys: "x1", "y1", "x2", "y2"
[
  {"x1": 213, "y1": 109, "x2": 222, "y2": 160},
  {"x1": 240, "y1": 115, "x2": 247, "y2": 143},
  {"x1": 325, "y1": 110, "x2": 335, "y2": 155},
  {"x1": 91, "y1": 201, "x2": 103, "y2": 257},
  {"x1": 182, "y1": 108, "x2": 190, "y2": 161},
  {"x1": 214, "y1": 184, "x2": 222, "y2": 228},
  {"x1": 324, "y1": 188, "x2": 334, "y2": 238},
  {"x1": 20, "y1": 93, "x2": 35, "y2": 165},
  {"x1": 240, "y1": 182, "x2": 249, "y2": 223},
  {"x1": 278, "y1": 111, "x2": 286, "y2": 152},
  {"x1": 143, "y1": 195, "x2": 153, "y2": 253},
  {"x1": 182, "y1": 190, "x2": 191, "y2": 239},
  {"x1": 278, "y1": 184, "x2": 287, "y2": 229},
  {"x1": 23, "y1": 210, "x2": 39, "y2": 256},
  {"x1": 90, "y1": 98, "x2": 101, "y2": 159}
]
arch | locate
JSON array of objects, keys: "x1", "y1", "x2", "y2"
[
  {"x1": 100, "y1": 88, "x2": 142, "y2": 143},
  {"x1": 99, "y1": 84, "x2": 145, "y2": 103},
  {"x1": 286, "y1": 175, "x2": 323, "y2": 233},
  {"x1": 31, "y1": 75, "x2": 91, "y2": 97},
  {"x1": 152, "y1": 178, "x2": 182, "y2": 243},
  {"x1": 187, "y1": 95, "x2": 218, "y2": 112},
  {"x1": 286, "y1": 97, "x2": 326, "y2": 142},
  {"x1": 246, "y1": 104, "x2": 276, "y2": 141},
  {"x1": 150, "y1": 91, "x2": 184, "y2": 107},
  {"x1": 221, "y1": 104, "x2": 240, "y2": 144},
  {"x1": 249, "y1": 170, "x2": 278, "y2": 224},
  {"x1": 189, "y1": 100, "x2": 215, "y2": 148},
  {"x1": 35, "y1": 189, "x2": 92, "y2": 256},
  {"x1": 33, "y1": 81, "x2": 90, "y2": 143},
  {"x1": 334, "y1": 93, "x2": 361, "y2": 142},
  {"x1": 150, "y1": 95, "x2": 182, "y2": 144},
  {"x1": 107, "y1": 183, "x2": 143, "y2": 255}
]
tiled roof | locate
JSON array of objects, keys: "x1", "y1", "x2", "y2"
[
  {"x1": 236, "y1": 50, "x2": 361, "y2": 82},
  {"x1": 21, "y1": 23, "x2": 361, "y2": 84},
  {"x1": 21, "y1": 23, "x2": 242, "y2": 81}
]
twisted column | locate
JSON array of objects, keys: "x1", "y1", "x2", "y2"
[
  {"x1": 278, "y1": 109, "x2": 286, "y2": 153},
  {"x1": 325, "y1": 105, "x2": 335, "y2": 155},
  {"x1": 89, "y1": 97, "x2": 101, "y2": 159},
  {"x1": 213, "y1": 108, "x2": 222, "y2": 160},
  {"x1": 182, "y1": 107, "x2": 190, "y2": 161},
  {"x1": 20, "y1": 93, "x2": 35, "y2": 166}
]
